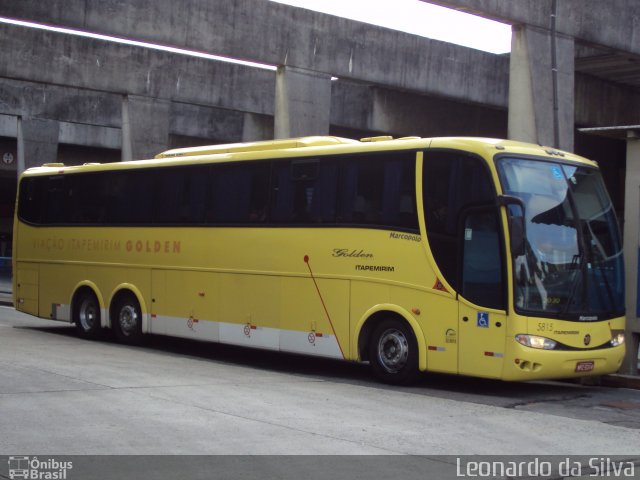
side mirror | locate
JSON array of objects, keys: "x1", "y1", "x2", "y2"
[{"x1": 498, "y1": 195, "x2": 526, "y2": 257}]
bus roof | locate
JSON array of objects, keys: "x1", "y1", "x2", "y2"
[
  {"x1": 155, "y1": 136, "x2": 360, "y2": 158},
  {"x1": 24, "y1": 136, "x2": 596, "y2": 176}
]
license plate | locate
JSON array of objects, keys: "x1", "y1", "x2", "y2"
[{"x1": 575, "y1": 361, "x2": 595, "y2": 372}]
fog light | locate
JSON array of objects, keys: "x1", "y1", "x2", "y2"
[
  {"x1": 610, "y1": 332, "x2": 625, "y2": 347},
  {"x1": 516, "y1": 334, "x2": 557, "y2": 350}
]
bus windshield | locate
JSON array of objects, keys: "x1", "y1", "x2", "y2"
[{"x1": 497, "y1": 157, "x2": 624, "y2": 320}]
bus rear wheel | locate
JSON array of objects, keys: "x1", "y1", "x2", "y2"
[
  {"x1": 74, "y1": 290, "x2": 102, "y2": 340},
  {"x1": 112, "y1": 293, "x2": 143, "y2": 344},
  {"x1": 369, "y1": 319, "x2": 419, "y2": 385}
]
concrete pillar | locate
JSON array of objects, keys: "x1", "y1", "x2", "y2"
[
  {"x1": 508, "y1": 25, "x2": 575, "y2": 152},
  {"x1": 121, "y1": 95, "x2": 170, "y2": 160},
  {"x1": 623, "y1": 131, "x2": 640, "y2": 374},
  {"x1": 17, "y1": 117, "x2": 59, "y2": 174},
  {"x1": 242, "y1": 113, "x2": 273, "y2": 142},
  {"x1": 274, "y1": 66, "x2": 331, "y2": 139}
]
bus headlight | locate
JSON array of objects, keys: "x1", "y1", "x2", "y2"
[
  {"x1": 610, "y1": 332, "x2": 625, "y2": 347},
  {"x1": 516, "y1": 334, "x2": 557, "y2": 350}
]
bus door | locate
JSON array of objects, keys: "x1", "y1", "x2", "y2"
[{"x1": 457, "y1": 208, "x2": 507, "y2": 378}]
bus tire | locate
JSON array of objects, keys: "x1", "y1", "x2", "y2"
[
  {"x1": 74, "y1": 290, "x2": 102, "y2": 340},
  {"x1": 369, "y1": 318, "x2": 419, "y2": 385},
  {"x1": 112, "y1": 292, "x2": 143, "y2": 345}
]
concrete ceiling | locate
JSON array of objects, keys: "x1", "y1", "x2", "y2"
[{"x1": 575, "y1": 51, "x2": 640, "y2": 89}]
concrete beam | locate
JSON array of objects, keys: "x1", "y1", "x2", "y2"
[
  {"x1": 5, "y1": 70, "x2": 635, "y2": 154},
  {"x1": 426, "y1": 0, "x2": 640, "y2": 57},
  {"x1": 0, "y1": 24, "x2": 277, "y2": 116},
  {"x1": 58, "y1": 122, "x2": 121, "y2": 150},
  {"x1": 329, "y1": 81, "x2": 507, "y2": 138},
  {"x1": 575, "y1": 75, "x2": 640, "y2": 127},
  {"x1": 0, "y1": 114, "x2": 17, "y2": 137},
  {"x1": 274, "y1": 66, "x2": 331, "y2": 138},
  {"x1": 170, "y1": 103, "x2": 246, "y2": 143},
  {"x1": 0, "y1": 77, "x2": 122, "y2": 127},
  {"x1": 0, "y1": 0, "x2": 509, "y2": 107},
  {"x1": 368, "y1": 88, "x2": 507, "y2": 138},
  {"x1": 0, "y1": 77, "x2": 265, "y2": 151},
  {"x1": 329, "y1": 81, "x2": 374, "y2": 133}
]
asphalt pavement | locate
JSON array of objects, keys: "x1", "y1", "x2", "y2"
[{"x1": 2, "y1": 306, "x2": 640, "y2": 458}]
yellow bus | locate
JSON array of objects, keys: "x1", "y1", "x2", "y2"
[{"x1": 12, "y1": 136, "x2": 626, "y2": 383}]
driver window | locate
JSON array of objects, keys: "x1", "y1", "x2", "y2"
[{"x1": 461, "y1": 210, "x2": 505, "y2": 310}]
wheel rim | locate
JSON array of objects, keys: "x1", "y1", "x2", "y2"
[
  {"x1": 79, "y1": 298, "x2": 98, "y2": 331},
  {"x1": 377, "y1": 328, "x2": 410, "y2": 373},
  {"x1": 118, "y1": 304, "x2": 139, "y2": 336}
]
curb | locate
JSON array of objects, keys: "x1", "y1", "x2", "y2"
[
  {"x1": 600, "y1": 374, "x2": 640, "y2": 390},
  {"x1": 580, "y1": 374, "x2": 640, "y2": 390}
]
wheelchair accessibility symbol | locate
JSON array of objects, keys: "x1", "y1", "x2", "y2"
[{"x1": 477, "y1": 312, "x2": 489, "y2": 328}]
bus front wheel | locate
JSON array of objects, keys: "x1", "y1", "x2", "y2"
[
  {"x1": 112, "y1": 293, "x2": 143, "y2": 344},
  {"x1": 74, "y1": 290, "x2": 102, "y2": 340},
  {"x1": 369, "y1": 319, "x2": 419, "y2": 385}
]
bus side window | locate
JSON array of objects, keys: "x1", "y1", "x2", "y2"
[
  {"x1": 337, "y1": 153, "x2": 418, "y2": 231},
  {"x1": 18, "y1": 177, "x2": 45, "y2": 224},
  {"x1": 43, "y1": 176, "x2": 71, "y2": 224},
  {"x1": 210, "y1": 162, "x2": 270, "y2": 224},
  {"x1": 107, "y1": 171, "x2": 155, "y2": 224},
  {"x1": 338, "y1": 159, "x2": 382, "y2": 224},
  {"x1": 155, "y1": 166, "x2": 208, "y2": 224},
  {"x1": 69, "y1": 173, "x2": 108, "y2": 224},
  {"x1": 270, "y1": 159, "x2": 338, "y2": 224}
]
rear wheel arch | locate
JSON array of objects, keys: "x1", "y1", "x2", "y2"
[{"x1": 71, "y1": 282, "x2": 106, "y2": 323}]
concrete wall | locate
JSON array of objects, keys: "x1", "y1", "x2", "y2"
[
  {"x1": 0, "y1": 17, "x2": 516, "y2": 161},
  {"x1": 3, "y1": 0, "x2": 639, "y2": 153},
  {"x1": 2, "y1": 0, "x2": 639, "y2": 144},
  {"x1": 0, "y1": 22, "x2": 279, "y2": 161}
]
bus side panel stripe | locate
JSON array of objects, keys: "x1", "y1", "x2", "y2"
[
  {"x1": 149, "y1": 315, "x2": 343, "y2": 359},
  {"x1": 219, "y1": 322, "x2": 279, "y2": 350},
  {"x1": 280, "y1": 330, "x2": 343, "y2": 359}
]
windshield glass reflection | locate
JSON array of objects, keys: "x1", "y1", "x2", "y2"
[{"x1": 498, "y1": 157, "x2": 624, "y2": 320}]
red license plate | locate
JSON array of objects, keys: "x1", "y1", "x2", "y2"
[{"x1": 575, "y1": 361, "x2": 595, "y2": 372}]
